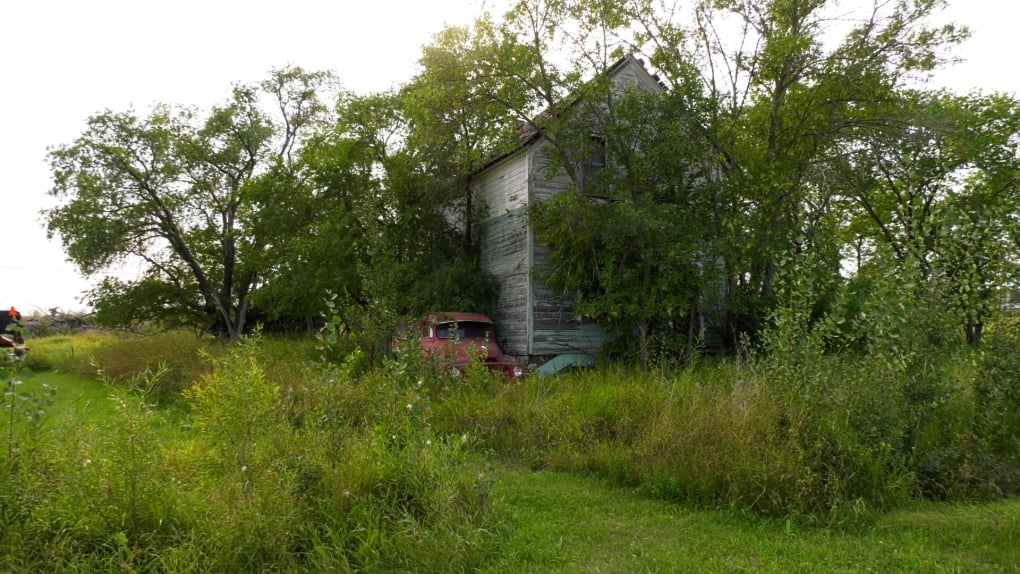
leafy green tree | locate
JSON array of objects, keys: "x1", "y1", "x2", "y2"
[
  {"x1": 246, "y1": 130, "x2": 376, "y2": 329},
  {"x1": 351, "y1": 86, "x2": 501, "y2": 319},
  {"x1": 261, "y1": 83, "x2": 500, "y2": 341},
  {"x1": 624, "y1": 0, "x2": 968, "y2": 339},
  {"x1": 831, "y1": 91, "x2": 1020, "y2": 346},
  {"x1": 447, "y1": 0, "x2": 1018, "y2": 360},
  {"x1": 46, "y1": 67, "x2": 336, "y2": 338},
  {"x1": 532, "y1": 87, "x2": 722, "y2": 365},
  {"x1": 449, "y1": 0, "x2": 965, "y2": 358},
  {"x1": 432, "y1": 0, "x2": 722, "y2": 364},
  {"x1": 400, "y1": 25, "x2": 526, "y2": 244}
]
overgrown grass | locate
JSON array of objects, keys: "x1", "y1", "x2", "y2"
[
  {"x1": 20, "y1": 330, "x2": 117, "y2": 374},
  {"x1": 23, "y1": 328, "x2": 321, "y2": 401},
  {"x1": 433, "y1": 365, "x2": 809, "y2": 515},
  {"x1": 0, "y1": 336, "x2": 497, "y2": 572},
  {"x1": 431, "y1": 317, "x2": 1020, "y2": 523},
  {"x1": 2, "y1": 316, "x2": 1018, "y2": 569},
  {"x1": 23, "y1": 329, "x2": 216, "y2": 397}
]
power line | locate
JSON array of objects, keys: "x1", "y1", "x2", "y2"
[
  {"x1": 0, "y1": 266, "x2": 139, "y2": 278},
  {"x1": 0, "y1": 265, "x2": 80, "y2": 273}
]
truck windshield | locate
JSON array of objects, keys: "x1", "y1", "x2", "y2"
[{"x1": 435, "y1": 321, "x2": 491, "y2": 340}]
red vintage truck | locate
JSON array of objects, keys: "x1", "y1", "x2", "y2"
[{"x1": 399, "y1": 312, "x2": 524, "y2": 379}]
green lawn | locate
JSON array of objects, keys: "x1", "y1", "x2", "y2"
[
  {"x1": 19, "y1": 368, "x2": 1020, "y2": 573},
  {"x1": 484, "y1": 466, "x2": 1020, "y2": 573},
  {"x1": 19, "y1": 369, "x2": 117, "y2": 414},
  {"x1": 14, "y1": 368, "x2": 189, "y2": 446}
]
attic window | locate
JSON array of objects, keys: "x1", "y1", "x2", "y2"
[{"x1": 581, "y1": 135, "x2": 607, "y2": 196}]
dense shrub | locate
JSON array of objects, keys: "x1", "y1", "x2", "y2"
[
  {"x1": 970, "y1": 316, "x2": 1020, "y2": 494},
  {"x1": 431, "y1": 304, "x2": 1020, "y2": 523}
]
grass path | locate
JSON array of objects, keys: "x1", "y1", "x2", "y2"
[{"x1": 483, "y1": 465, "x2": 1020, "y2": 573}]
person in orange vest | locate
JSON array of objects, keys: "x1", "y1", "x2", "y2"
[{"x1": 2, "y1": 307, "x2": 25, "y2": 345}]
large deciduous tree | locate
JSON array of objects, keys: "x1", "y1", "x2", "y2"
[
  {"x1": 832, "y1": 90, "x2": 1020, "y2": 346},
  {"x1": 531, "y1": 85, "x2": 723, "y2": 365},
  {"x1": 436, "y1": 0, "x2": 724, "y2": 364},
  {"x1": 623, "y1": 0, "x2": 968, "y2": 339},
  {"x1": 256, "y1": 80, "x2": 504, "y2": 337},
  {"x1": 46, "y1": 67, "x2": 336, "y2": 338}
]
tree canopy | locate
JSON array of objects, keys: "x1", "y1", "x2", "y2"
[
  {"x1": 473, "y1": 0, "x2": 1018, "y2": 353},
  {"x1": 44, "y1": 0, "x2": 1020, "y2": 356},
  {"x1": 47, "y1": 67, "x2": 336, "y2": 339}
]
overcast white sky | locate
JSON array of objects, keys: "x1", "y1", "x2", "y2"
[{"x1": 1, "y1": 0, "x2": 1016, "y2": 315}]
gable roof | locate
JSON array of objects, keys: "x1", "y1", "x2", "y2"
[{"x1": 476, "y1": 55, "x2": 661, "y2": 173}]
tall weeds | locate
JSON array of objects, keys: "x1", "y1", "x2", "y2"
[
  {"x1": 0, "y1": 334, "x2": 497, "y2": 572},
  {"x1": 4, "y1": 297, "x2": 1017, "y2": 569},
  {"x1": 432, "y1": 297, "x2": 1020, "y2": 523}
]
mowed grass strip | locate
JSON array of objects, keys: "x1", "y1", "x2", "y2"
[
  {"x1": 484, "y1": 464, "x2": 1020, "y2": 573},
  {"x1": 14, "y1": 369, "x2": 189, "y2": 445},
  {"x1": 15, "y1": 370, "x2": 117, "y2": 418}
]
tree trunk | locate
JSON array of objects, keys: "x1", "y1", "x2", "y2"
[
  {"x1": 964, "y1": 322, "x2": 983, "y2": 348},
  {"x1": 636, "y1": 312, "x2": 649, "y2": 369}
]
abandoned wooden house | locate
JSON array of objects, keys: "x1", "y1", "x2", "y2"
[{"x1": 471, "y1": 55, "x2": 673, "y2": 374}]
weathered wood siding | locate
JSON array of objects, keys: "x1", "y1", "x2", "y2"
[
  {"x1": 479, "y1": 210, "x2": 530, "y2": 356},
  {"x1": 528, "y1": 140, "x2": 574, "y2": 202},
  {"x1": 477, "y1": 152, "x2": 531, "y2": 356},
  {"x1": 476, "y1": 150, "x2": 529, "y2": 218},
  {"x1": 473, "y1": 56, "x2": 662, "y2": 361},
  {"x1": 526, "y1": 138, "x2": 613, "y2": 356},
  {"x1": 529, "y1": 238, "x2": 615, "y2": 355},
  {"x1": 608, "y1": 57, "x2": 662, "y2": 94}
]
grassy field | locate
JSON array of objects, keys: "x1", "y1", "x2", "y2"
[{"x1": 13, "y1": 363, "x2": 1020, "y2": 572}]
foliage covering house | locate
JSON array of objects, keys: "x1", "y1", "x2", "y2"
[{"x1": 472, "y1": 55, "x2": 704, "y2": 371}]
